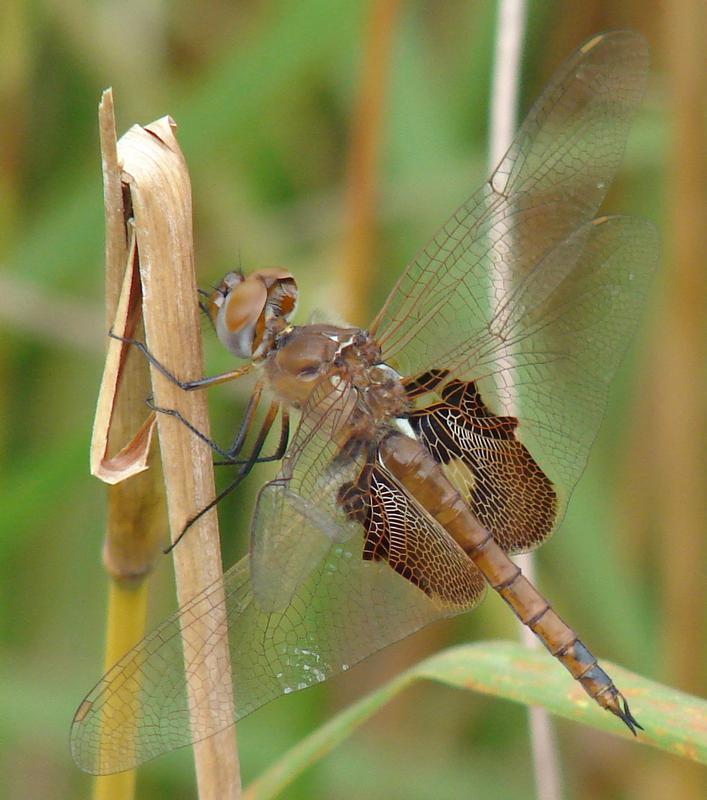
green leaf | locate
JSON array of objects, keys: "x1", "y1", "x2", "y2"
[{"x1": 245, "y1": 640, "x2": 707, "y2": 799}]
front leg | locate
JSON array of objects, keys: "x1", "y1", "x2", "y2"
[{"x1": 109, "y1": 330, "x2": 252, "y2": 390}]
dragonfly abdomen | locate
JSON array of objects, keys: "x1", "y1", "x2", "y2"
[
  {"x1": 378, "y1": 432, "x2": 641, "y2": 733},
  {"x1": 494, "y1": 568, "x2": 640, "y2": 727}
]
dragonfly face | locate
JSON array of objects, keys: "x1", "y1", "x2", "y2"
[
  {"x1": 207, "y1": 267, "x2": 298, "y2": 360},
  {"x1": 72, "y1": 30, "x2": 657, "y2": 774}
]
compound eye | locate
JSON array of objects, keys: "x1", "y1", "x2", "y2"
[
  {"x1": 213, "y1": 274, "x2": 267, "y2": 359},
  {"x1": 224, "y1": 279, "x2": 267, "y2": 336},
  {"x1": 210, "y1": 268, "x2": 299, "y2": 360}
]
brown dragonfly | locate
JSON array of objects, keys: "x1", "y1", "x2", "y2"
[{"x1": 72, "y1": 30, "x2": 657, "y2": 774}]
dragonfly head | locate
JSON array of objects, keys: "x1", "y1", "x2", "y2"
[{"x1": 208, "y1": 268, "x2": 298, "y2": 360}]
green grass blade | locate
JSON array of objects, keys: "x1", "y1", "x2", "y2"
[
  {"x1": 245, "y1": 640, "x2": 707, "y2": 799},
  {"x1": 416, "y1": 642, "x2": 706, "y2": 758}
]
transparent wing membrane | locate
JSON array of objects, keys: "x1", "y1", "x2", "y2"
[
  {"x1": 372, "y1": 30, "x2": 649, "y2": 365},
  {"x1": 403, "y1": 216, "x2": 657, "y2": 543},
  {"x1": 72, "y1": 384, "x2": 471, "y2": 774},
  {"x1": 373, "y1": 30, "x2": 654, "y2": 539}
]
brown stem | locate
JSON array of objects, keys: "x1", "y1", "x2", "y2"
[
  {"x1": 337, "y1": 0, "x2": 402, "y2": 325},
  {"x1": 117, "y1": 115, "x2": 241, "y2": 797}
]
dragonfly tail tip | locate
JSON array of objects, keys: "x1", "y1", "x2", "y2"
[{"x1": 617, "y1": 695, "x2": 643, "y2": 736}]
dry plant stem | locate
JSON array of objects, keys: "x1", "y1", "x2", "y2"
[
  {"x1": 662, "y1": 0, "x2": 706, "y2": 699},
  {"x1": 336, "y1": 0, "x2": 402, "y2": 325},
  {"x1": 94, "y1": 584, "x2": 148, "y2": 800},
  {"x1": 119, "y1": 116, "x2": 241, "y2": 799},
  {"x1": 655, "y1": 3, "x2": 707, "y2": 797},
  {"x1": 93, "y1": 89, "x2": 166, "y2": 800},
  {"x1": 489, "y1": 4, "x2": 562, "y2": 800}
]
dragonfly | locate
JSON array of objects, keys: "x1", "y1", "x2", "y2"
[{"x1": 72, "y1": 30, "x2": 657, "y2": 774}]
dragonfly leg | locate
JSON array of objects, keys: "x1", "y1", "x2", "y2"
[
  {"x1": 215, "y1": 408, "x2": 290, "y2": 467},
  {"x1": 114, "y1": 320, "x2": 263, "y2": 459},
  {"x1": 146, "y1": 393, "x2": 234, "y2": 460},
  {"x1": 220, "y1": 383, "x2": 264, "y2": 460},
  {"x1": 109, "y1": 330, "x2": 252, "y2": 390},
  {"x1": 165, "y1": 400, "x2": 281, "y2": 553},
  {"x1": 147, "y1": 380, "x2": 284, "y2": 469}
]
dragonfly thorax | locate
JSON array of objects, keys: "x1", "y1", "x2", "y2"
[{"x1": 264, "y1": 323, "x2": 407, "y2": 423}]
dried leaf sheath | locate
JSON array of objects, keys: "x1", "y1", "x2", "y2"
[
  {"x1": 118, "y1": 117, "x2": 241, "y2": 797},
  {"x1": 85, "y1": 101, "x2": 241, "y2": 796},
  {"x1": 90, "y1": 89, "x2": 167, "y2": 800}
]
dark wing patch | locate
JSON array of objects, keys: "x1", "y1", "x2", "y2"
[
  {"x1": 407, "y1": 378, "x2": 557, "y2": 553},
  {"x1": 339, "y1": 461, "x2": 486, "y2": 611}
]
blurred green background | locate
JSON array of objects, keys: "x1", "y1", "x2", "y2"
[{"x1": 1, "y1": 1, "x2": 704, "y2": 798}]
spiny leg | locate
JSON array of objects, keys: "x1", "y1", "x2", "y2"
[
  {"x1": 113, "y1": 330, "x2": 291, "y2": 546},
  {"x1": 117, "y1": 322, "x2": 266, "y2": 462},
  {"x1": 165, "y1": 401, "x2": 282, "y2": 553},
  {"x1": 147, "y1": 382, "x2": 265, "y2": 462},
  {"x1": 222, "y1": 383, "x2": 264, "y2": 460},
  {"x1": 214, "y1": 408, "x2": 290, "y2": 467},
  {"x1": 109, "y1": 330, "x2": 252, "y2": 390},
  {"x1": 148, "y1": 384, "x2": 289, "y2": 469}
]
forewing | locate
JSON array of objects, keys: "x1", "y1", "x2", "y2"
[
  {"x1": 371, "y1": 30, "x2": 649, "y2": 372},
  {"x1": 371, "y1": 31, "x2": 653, "y2": 542}
]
